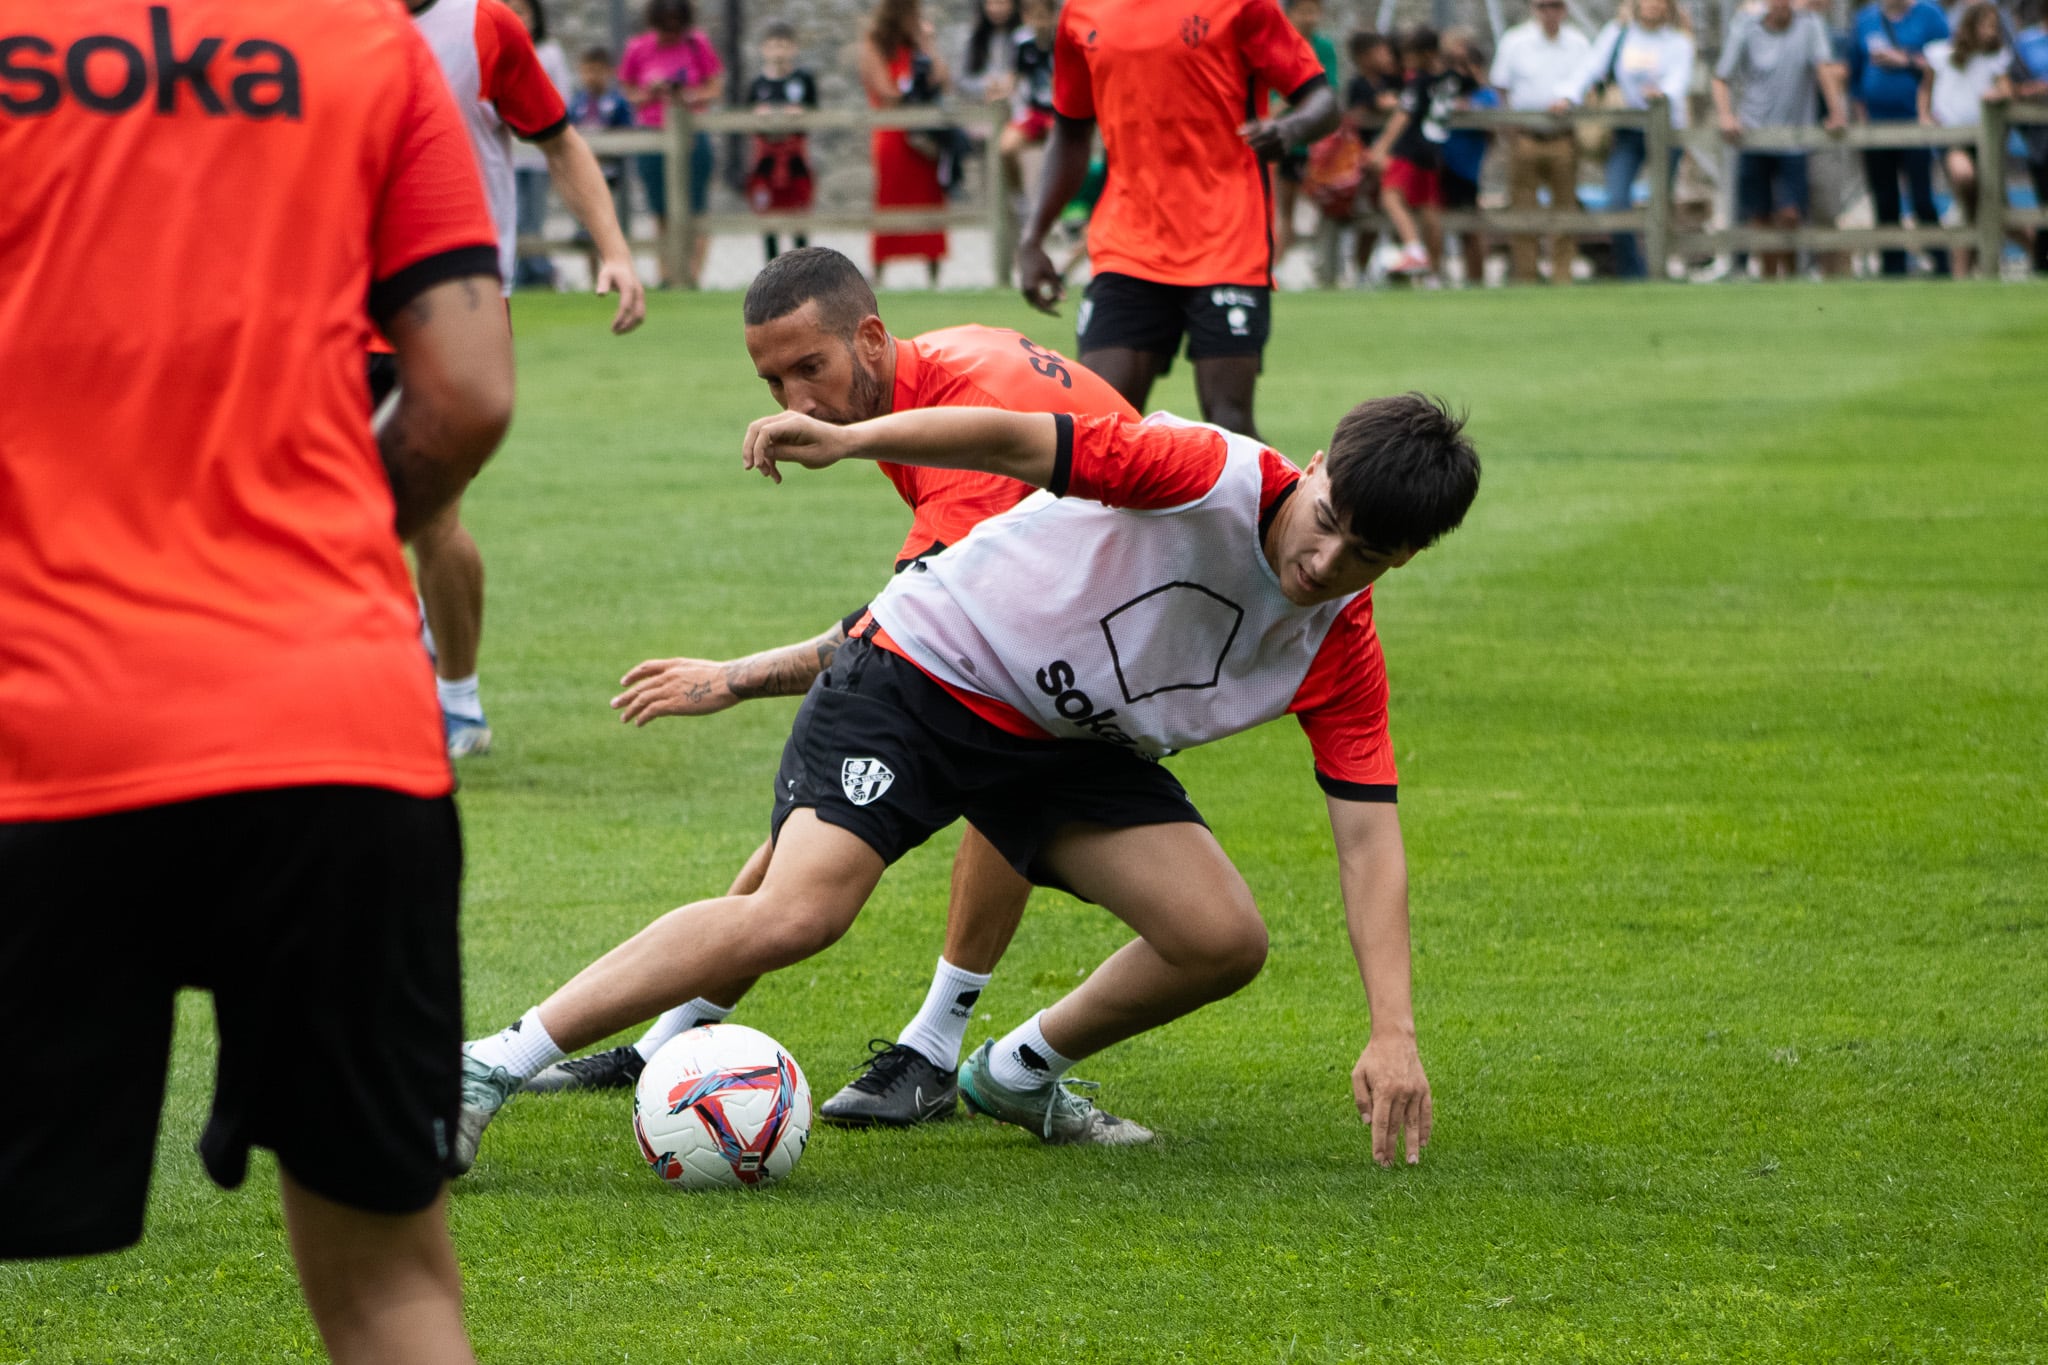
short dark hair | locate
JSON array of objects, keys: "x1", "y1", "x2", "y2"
[
  {"x1": 1348, "y1": 29, "x2": 1390, "y2": 59},
  {"x1": 646, "y1": 0, "x2": 693, "y2": 32},
  {"x1": 1324, "y1": 394, "x2": 1478, "y2": 552},
  {"x1": 761, "y1": 20, "x2": 798, "y2": 43},
  {"x1": 1401, "y1": 25, "x2": 1440, "y2": 55},
  {"x1": 581, "y1": 45, "x2": 614, "y2": 65},
  {"x1": 741, "y1": 247, "x2": 880, "y2": 339}
]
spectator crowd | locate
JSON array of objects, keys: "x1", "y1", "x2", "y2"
[{"x1": 510, "y1": 0, "x2": 2048, "y2": 288}]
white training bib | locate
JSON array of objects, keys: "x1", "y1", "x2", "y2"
[
  {"x1": 413, "y1": 0, "x2": 518, "y2": 295},
  {"x1": 870, "y1": 417, "x2": 1358, "y2": 758}
]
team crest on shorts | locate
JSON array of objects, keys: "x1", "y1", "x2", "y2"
[{"x1": 840, "y1": 757, "x2": 895, "y2": 806}]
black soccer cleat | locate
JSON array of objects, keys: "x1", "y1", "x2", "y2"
[
  {"x1": 818, "y1": 1039, "x2": 959, "y2": 1127},
  {"x1": 522, "y1": 1044, "x2": 645, "y2": 1094}
]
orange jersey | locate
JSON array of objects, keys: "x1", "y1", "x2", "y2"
[
  {"x1": 1054, "y1": 0, "x2": 1325, "y2": 287},
  {"x1": 882, "y1": 326, "x2": 1137, "y2": 565},
  {"x1": 0, "y1": 0, "x2": 499, "y2": 821}
]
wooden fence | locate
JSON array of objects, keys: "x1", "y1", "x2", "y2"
[
  {"x1": 541, "y1": 102, "x2": 1013, "y2": 288},
  {"x1": 533, "y1": 99, "x2": 2047, "y2": 286},
  {"x1": 1384, "y1": 99, "x2": 2048, "y2": 281}
]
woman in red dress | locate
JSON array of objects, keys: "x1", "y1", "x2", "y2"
[{"x1": 861, "y1": 0, "x2": 950, "y2": 283}]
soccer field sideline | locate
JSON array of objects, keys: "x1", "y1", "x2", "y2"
[{"x1": 4, "y1": 283, "x2": 2043, "y2": 1363}]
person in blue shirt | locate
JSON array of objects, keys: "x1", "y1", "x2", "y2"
[
  {"x1": 1847, "y1": 0, "x2": 1951, "y2": 275},
  {"x1": 569, "y1": 47, "x2": 639, "y2": 247},
  {"x1": 2011, "y1": 0, "x2": 2048, "y2": 273},
  {"x1": 1441, "y1": 29, "x2": 1499, "y2": 286}
]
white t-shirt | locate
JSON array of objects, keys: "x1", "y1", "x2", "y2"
[
  {"x1": 1491, "y1": 21, "x2": 1594, "y2": 111},
  {"x1": 1924, "y1": 42, "x2": 2010, "y2": 126},
  {"x1": 1571, "y1": 23, "x2": 1698, "y2": 127}
]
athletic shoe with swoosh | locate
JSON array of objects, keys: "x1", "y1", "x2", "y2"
[
  {"x1": 957, "y1": 1040, "x2": 1153, "y2": 1145},
  {"x1": 818, "y1": 1039, "x2": 959, "y2": 1127}
]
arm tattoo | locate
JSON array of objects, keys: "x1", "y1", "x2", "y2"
[{"x1": 724, "y1": 624, "x2": 847, "y2": 701}]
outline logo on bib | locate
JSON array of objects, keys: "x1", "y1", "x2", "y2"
[{"x1": 840, "y1": 757, "x2": 895, "y2": 806}]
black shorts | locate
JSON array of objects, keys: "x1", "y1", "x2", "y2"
[
  {"x1": 770, "y1": 637, "x2": 1205, "y2": 887},
  {"x1": 1075, "y1": 271, "x2": 1271, "y2": 374},
  {"x1": 0, "y1": 785, "x2": 463, "y2": 1259}
]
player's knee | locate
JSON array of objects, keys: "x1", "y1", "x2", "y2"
[
  {"x1": 1208, "y1": 915, "x2": 1269, "y2": 992},
  {"x1": 746, "y1": 890, "x2": 859, "y2": 964}
]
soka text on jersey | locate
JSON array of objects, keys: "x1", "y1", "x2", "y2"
[{"x1": 1, "y1": 7, "x2": 301, "y2": 120}]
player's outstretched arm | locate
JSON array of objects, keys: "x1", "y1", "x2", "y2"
[
  {"x1": 378, "y1": 275, "x2": 515, "y2": 538},
  {"x1": 1328, "y1": 796, "x2": 1433, "y2": 1168},
  {"x1": 1017, "y1": 114, "x2": 1096, "y2": 314},
  {"x1": 538, "y1": 126, "x2": 648, "y2": 335},
  {"x1": 743, "y1": 408, "x2": 1058, "y2": 487},
  {"x1": 611, "y1": 621, "x2": 849, "y2": 725}
]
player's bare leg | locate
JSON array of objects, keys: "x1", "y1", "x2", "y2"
[
  {"x1": 960, "y1": 821, "x2": 1266, "y2": 1143},
  {"x1": 1077, "y1": 345, "x2": 1166, "y2": 414},
  {"x1": 281, "y1": 1174, "x2": 475, "y2": 1365},
  {"x1": 1192, "y1": 355, "x2": 1261, "y2": 440},
  {"x1": 410, "y1": 498, "x2": 489, "y2": 755},
  {"x1": 821, "y1": 824, "x2": 1032, "y2": 1127},
  {"x1": 453, "y1": 813, "x2": 885, "y2": 1170}
]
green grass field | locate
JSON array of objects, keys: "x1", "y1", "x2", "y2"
[{"x1": 5, "y1": 282, "x2": 2045, "y2": 1363}]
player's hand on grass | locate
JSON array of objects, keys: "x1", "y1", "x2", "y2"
[
  {"x1": 612, "y1": 657, "x2": 736, "y2": 723},
  {"x1": 1017, "y1": 241, "x2": 1064, "y2": 315},
  {"x1": 596, "y1": 257, "x2": 647, "y2": 335},
  {"x1": 1354, "y1": 1032, "x2": 1432, "y2": 1167},
  {"x1": 743, "y1": 411, "x2": 849, "y2": 483}
]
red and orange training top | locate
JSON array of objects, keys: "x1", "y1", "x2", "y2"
[
  {"x1": 1053, "y1": 0, "x2": 1325, "y2": 288},
  {"x1": 0, "y1": 0, "x2": 499, "y2": 821},
  {"x1": 881, "y1": 325, "x2": 1137, "y2": 566}
]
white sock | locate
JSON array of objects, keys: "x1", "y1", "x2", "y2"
[
  {"x1": 468, "y1": 1008, "x2": 564, "y2": 1082},
  {"x1": 895, "y1": 957, "x2": 992, "y2": 1071},
  {"x1": 632, "y1": 997, "x2": 734, "y2": 1062},
  {"x1": 436, "y1": 672, "x2": 483, "y2": 722},
  {"x1": 986, "y1": 1011, "x2": 1075, "y2": 1092}
]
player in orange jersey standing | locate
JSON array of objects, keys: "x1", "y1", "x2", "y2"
[
  {"x1": 1, "y1": 3, "x2": 511, "y2": 1360},
  {"x1": 390, "y1": 0, "x2": 647, "y2": 759},
  {"x1": 1016, "y1": 0, "x2": 1338, "y2": 440},
  {"x1": 454, "y1": 248, "x2": 1142, "y2": 1151}
]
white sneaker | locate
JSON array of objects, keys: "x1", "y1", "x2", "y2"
[{"x1": 1389, "y1": 245, "x2": 1432, "y2": 275}]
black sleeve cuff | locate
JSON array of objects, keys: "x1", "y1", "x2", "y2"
[
  {"x1": 1316, "y1": 771, "x2": 1397, "y2": 803},
  {"x1": 1284, "y1": 72, "x2": 1331, "y2": 105},
  {"x1": 368, "y1": 245, "x2": 500, "y2": 331},
  {"x1": 1049, "y1": 413, "x2": 1075, "y2": 497},
  {"x1": 516, "y1": 113, "x2": 571, "y2": 144}
]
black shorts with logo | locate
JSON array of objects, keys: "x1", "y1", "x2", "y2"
[
  {"x1": 0, "y1": 785, "x2": 463, "y2": 1259},
  {"x1": 1075, "y1": 270, "x2": 1271, "y2": 374},
  {"x1": 771, "y1": 637, "x2": 1205, "y2": 886}
]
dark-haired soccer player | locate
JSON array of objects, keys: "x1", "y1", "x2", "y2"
[
  {"x1": 3, "y1": 1, "x2": 510, "y2": 1359},
  {"x1": 457, "y1": 385, "x2": 1476, "y2": 1168},
  {"x1": 1016, "y1": 0, "x2": 1340, "y2": 439},
  {"x1": 490, "y1": 246, "x2": 1139, "y2": 1130}
]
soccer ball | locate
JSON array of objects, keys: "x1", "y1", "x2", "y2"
[{"x1": 631, "y1": 1024, "x2": 812, "y2": 1190}]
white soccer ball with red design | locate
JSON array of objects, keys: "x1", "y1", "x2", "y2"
[{"x1": 631, "y1": 1024, "x2": 812, "y2": 1191}]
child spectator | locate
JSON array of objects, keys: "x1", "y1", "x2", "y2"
[
  {"x1": 1275, "y1": 0, "x2": 1342, "y2": 256},
  {"x1": 745, "y1": 22, "x2": 820, "y2": 261},
  {"x1": 998, "y1": 0, "x2": 1059, "y2": 212},
  {"x1": 570, "y1": 47, "x2": 638, "y2": 248},
  {"x1": 1344, "y1": 31, "x2": 1400, "y2": 281},
  {"x1": 1921, "y1": 1, "x2": 2011, "y2": 277},
  {"x1": 1441, "y1": 30, "x2": 1497, "y2": 285},
  {"x1": 1368, "y1": 28, "x2": 1463, "y2": 279}
]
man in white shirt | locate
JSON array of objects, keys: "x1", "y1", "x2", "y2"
[{"x1": 1491, "y1": 0, "x2": 1592, "y2": 282}]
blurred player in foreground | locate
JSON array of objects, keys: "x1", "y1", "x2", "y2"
[
  {"x1": 479, "y1": 247, "x2": 1136, "y2": 1130},
  {"x1": 458, "y1": 389, "x2": 1477, "y2": 1168},
  {"x1": 1, "y1": 2, "x2": 512, "y2": 1360},
  {"x1": 388, "y1": 0, "x2": 647, "y2": 759},
  {"x1": 1016, "y1": 0, "x2": 1339, "y2": 438}
]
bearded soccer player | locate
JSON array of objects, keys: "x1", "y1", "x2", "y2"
[
  {"x1": 457, "y1": 388, "x2": 1475, "y2": 1169},
  {"x1": 1, "y1": 2, "x2": 511, "y2": 1361},
  {"x1": 387, "y1": 0, "x2": 647, "y2": 760},
  {"x1": 1016, "y1": 0, "x2": 1339, "y2": 439},
  {"x1": 468, "y1": 247, "x2": 1140, "y2": 1132}
]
